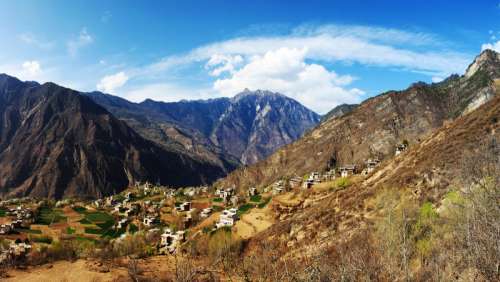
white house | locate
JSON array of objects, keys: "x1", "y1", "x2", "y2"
[
  {"x1": 248, "y1": 187, "x2": 258, "y2": 196},
  {"x1": 143, "y1": 215, "x2": 158, "y2": 227},
  {"x1": 363, "y1": 159, "x2": 380, "y2": 175},
  {"x1": 215, "y1": 208, "x2": 239, "y2": 228},
  {"x1": 160, "y1": 229, "x2": 186, "y2": 254},
  {"x1": 395, "y1": 143, "x2": 408, "y2": 155},
  {"x1": 339, "y1": 165, "x2": 356, "y2": 178},
  {"x1": 200, "y1": 207, "x2": 212, "y2": 218}
]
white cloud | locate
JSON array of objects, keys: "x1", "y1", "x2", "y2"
[
  {"x1": 111, "y1": 24, "x2": 474, "y2": 112},
  {"x1": 481, "y1": 40, "x2": 500, "y2": 52},
  {"x1": 205, "y1": 54, "x2": 243, "y2": 76},
  {"x1": 67, "y1": 28, "x2": 93, "y2": 57},
  {"x1": 431, "y1": 76, "x2": 444, "y2": 83},
  {"x1": 0, "y1": 60, "x2": 46, "y2": 81},
  {"x1": 18, "y1": 34, "x2": 54, "y2": 50},
  {"x1": 213, "y1": 47, "x2": 364, "y2": 113},
  {"x1": 97, "y1": 72, "x2": 129, "y2": 93},
  {"x1": 22, "y1": 61, "x2": 42, "y2": 76},
  {"x1": 145, "y1": 24, "x2": 470, "y2": 79}
]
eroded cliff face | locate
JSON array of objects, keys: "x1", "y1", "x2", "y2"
[
  {"x1": 218, "y1": 50, "x2": 500, "y2": 190},
  {"x1": 0, "y1": 74, "x2": 225, "y2": 199},
  {"x1": 210, "y1": 90, "x2": 321, "y2": 165}
]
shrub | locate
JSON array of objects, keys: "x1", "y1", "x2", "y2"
[
  {"x1": 333, "y1": 178, "x2": 351, "y2": 189},
  {"x1": 128, "y1": 223, "x2": 138, "y2": 234}
]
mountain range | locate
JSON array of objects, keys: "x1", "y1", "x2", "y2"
[
  {"x1": 0, "y1": 77, "x2": 320, "y2": 199},
  {"x1": 85, "y1": 89, "x2": 320, "y2": 167}
]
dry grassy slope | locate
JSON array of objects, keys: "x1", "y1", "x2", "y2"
[
  {"x1": 363, "y1": 81, "x2": 500, "y2": 192},
  {"x1": 218, "y1": 50, "x2": 500, "y2": 190},
  {"x1": 246, "y1": 91, "x2": 500, "y2": 258}
]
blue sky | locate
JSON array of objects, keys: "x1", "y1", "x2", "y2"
[{"x1": 1, "y1": 0, "x2": 499, "y2": 113}]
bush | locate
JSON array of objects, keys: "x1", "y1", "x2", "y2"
[
  {"x1": 128, "y1": 223, "x2": 138, "y2": 234},
  {"x1": 333, "y1": 178, "x2": 351, "y2": 189},
  {"x1": 212, "y1": 197, "x2": 223, "y2": 202}
]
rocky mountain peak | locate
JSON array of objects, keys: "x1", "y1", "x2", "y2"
[
  {"x1": 231, "y1": 89, "x2": 286, "y2": 102},
  {"x1": 465, "y1": 49, "x2": 500, "y2": 78}
]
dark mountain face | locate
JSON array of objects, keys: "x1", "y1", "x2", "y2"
[
  {"x1": 210, "y1": 90, "x2": 321, "y2": 164},
  {"x1": 0, "y1": 74, "x2": 225, "y2": 199},
  {"x1": 218, "y1": 50, "x2": 500, "y2": 189},
  {"x1": 85, "y1": 89, "x2": 320, "y2": 166}
]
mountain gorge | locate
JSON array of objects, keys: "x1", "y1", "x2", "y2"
[
  {"x1": 0, "y1": 76, "x2": 321, "y2": 199},
  {"x1": 0, "y1": 75, "x2": 226, "y2": 199},
  {"x1": 86, "y1": 89, "x2": 320, "y2": 166}
]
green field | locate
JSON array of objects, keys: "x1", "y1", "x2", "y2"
[
  {"x1": 35, "y1": 207, "x2": 67, "y2": 225},
  {"x1": 250, "y1": 195, "x2": 262, "y2": 202},
  {"x1": 237, "y1": 203, "x2": 255, "y2": 215},
  {"x1": 15, "y1": 228, "x2": 42, "y2": 234},
  {"x1": 32, "y1": 236, "x2": 53, "y2": 244},
  {"x1": 72, "y1": 206, "x2": 87, "y2": 213},
  {"x1": 66, "y1": 227, "x2": 75, "y2": 234},
  {"x1": 77, "y1": 210, "x2": 118, "y2": 238}
]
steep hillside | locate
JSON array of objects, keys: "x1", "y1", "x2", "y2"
[
  {"x1": 363, "y1": 80, "x2": 500, "y2": 192},
  {"x1": 86, "y1": 89, "x2": 320, "y2": 166},
  {"x1": 85, "y1": 91, "x2": 239, "y2": 173},
  {"x1": 219, "y1": 50, "x2": 500, "y2": 189},
  {"x1": 0, "y1": 74, "x2": 226, "y2": 199},
  {"x1": 242, "y1": 89, "x2": 499, "y2": 273}
]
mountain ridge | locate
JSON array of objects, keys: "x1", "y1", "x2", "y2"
[
  {"x1": 85, "y1": 89, "x2": 321, "y2": 166},
  {"x1": 0, "y1": 74, "x2": 226, "y2": 199}
]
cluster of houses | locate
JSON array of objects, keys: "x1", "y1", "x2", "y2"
[
  {"x1": 215, "y1": 187, "x2": 235, "y2": 203},
  {"x1": 0, "y1": 205, "x2": 34, "y2": 235},
  {"x1": 0, "y1": 241, "x2": 32, "y2": 264}
]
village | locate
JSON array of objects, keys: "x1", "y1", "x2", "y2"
[{"x1": 0, "y1": 144, "x2": 408, "y2": 266}]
